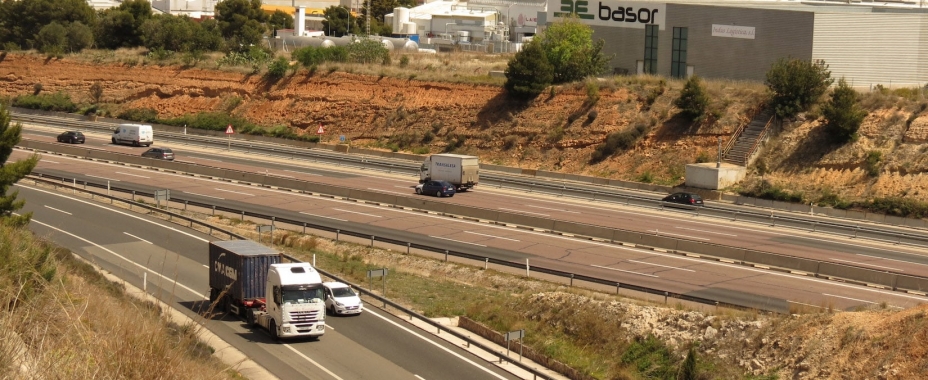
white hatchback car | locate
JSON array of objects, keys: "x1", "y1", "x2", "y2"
[{"x1": 323, "y1": 282, "x2": 363, "y2": 316}]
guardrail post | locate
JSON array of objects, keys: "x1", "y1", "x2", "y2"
[
  {"x1": 525, "y1": 259, "x2": 530, "y2": 277},
  {"x1": 811, "y1": 221, "x2": 816, "y2": 232},
  {"x1": 407, "y1": 242, "x2": 411, "y2": 254},
  {"x1": 184, "y1": 200, "x2": 188, "y2": 211},
  {"x1": 336, "y1": 229, "x2": 340, "y2": 242},
  {"x1": 664, "y1": 291, "x2": 668, "y2": 304},
  {"x1": 212, "y1": 205, "x2": 215, "y2": 216},
  {"x1": 303, "y1": 222, "x2": 307, "y2": 234},
  {"x1": 484, "y1": 258, "x2": 488, "y2": 270},
  {"x1": 107, "y1": 181, "x2": 110, "y2": 196},
  {"x1": 370, "y1": 235, "x2": 374, "y2": 247},
  {"x1": 854, "y1": 224, "x2": 859, "y2": 238},
  {"x1": 770, "y1": 213, "x2": 776, "y2": 227},
  {"x1": 715, "y1": 301, "x2": 719, "y2": 312},
  {"x1": 72, "y1": 178, "x2": 76, "y2": 194},
  {"x1": 732, "y1": 210, "x2": 737, "y2": 221},
  {"x1": 131, "y1": 190, "x2": 135, "y2": 201},
  {"x1": 616, "y1": 282, "x2": 621, "y2": 295},
  {"x1": 241, "y1": 210, "x2": 245, "y2": 221},
  {"x1": 896, "y1": 234, "x2": 902, "y2": 245},
  {"x1": 444, "y1": 250, "x2": 448, "y2": 262},
  {"x1": 570, "y1": 274, "x2": 574, "y2": 287},
  {"x1": 313, "y1": 254, "x2": 316, "y2": 267}
]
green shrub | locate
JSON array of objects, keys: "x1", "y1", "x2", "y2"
[
  {"x1": 399, "y1": 55, "x2": 410, "y2": 68},
  {"x1": 89, "y1": 81, "x2": 104, "y2": 104},
  {"x1": 695, "y1": 151, "x2": 712, "y2": 164},
  {"x1": 865, "y1": 150, "x2": 882, "y2": 177},
  {"x1": 116, "y1": 108, "x2": 159, "y2": 123},
  {"x1": 266, "y1": 57, "x2": 290, "y2": 79},
  {"x1": 13, "y1": 92, "x2": 77, "y2": 112},
  {"x1": 674, "y1": 75, "x2": 710, "y2": 122},
  {"x1": 504, "y1": 41, "x2": 553, "y2": 99},
  {"x1": 585, "y1": 80, "x2": 600, "y2": 103},
  {"x1": 765, "y1": 58, "x2": 833, "y2": 118},
  {"x1": 620, "y1": 335, "x2": 678, "y2": 379},
  {"x1": 411, "y1": 146, "x2": 430, "y2": 155},
  {"x1": 345, "y1": 39, "x2": 389, "y2": 64},
  {"x1": 867, "y1": 197, "x2": 928, "y2": 218},
  {"x1": 590, "y1": 124, "x2": 647, "y2": 163},
  {"x1": 740, "y1": 182, "x2": 804, "y2": 203},
  {"x1": 822, "y1": 78, "x2": 867, "y2": 143},
  {"x1": 637, "y1": 171, "x2": 653, "y2": 183}
]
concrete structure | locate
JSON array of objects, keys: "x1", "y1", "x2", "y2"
[
  {"x1": 685, "y1": 163, "x2": 746, "y2": 190},
  {"x1": 546, "y1": 0, "x2": 928, "y2": 87}
]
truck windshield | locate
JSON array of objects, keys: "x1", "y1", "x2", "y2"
[{"x1": 282, "y1": 287, "x2": 324, "y2": 304}]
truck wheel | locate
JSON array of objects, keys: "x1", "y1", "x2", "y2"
[
  {"x1": 111, "y1": 138, "x2": 116, "y2": 144},
  {"x1": 269, "y1": 319, "x2": 280, "y2": 341},
  {"x1": 246, "y1": 309, "x2": 256, "y2": 327}
]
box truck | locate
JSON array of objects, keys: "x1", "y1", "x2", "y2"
[
  {"x1": 209, "y1": 240, "x2": 326, "y2": 340},
  {"x1": 418, "y1": 154, "x2": 479, "y2": 191}
]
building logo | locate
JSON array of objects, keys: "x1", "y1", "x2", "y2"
[
  {"x1": 549, "y1": 1, "x2": 666, "y2": 30},
  {"x1": 554, "y1": 0, "x2": 595, "y2": 20}
]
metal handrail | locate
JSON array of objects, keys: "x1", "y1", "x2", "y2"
[
  {"x1": 739, "y1": 114, "x2": 776, "y2": 165},
  {"x1": 722, "y1": 104, "x2": 768, "y2": 160}
]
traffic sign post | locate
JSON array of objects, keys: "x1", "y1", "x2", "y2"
[
  {"x1": 225, "y1": 124, "x2": 234, "y2": 150},
  {"x1": 316, "y1": 123, "x2": 325, "y2": 135},
  {"x1": 504, "y1": 329, "x2": 525, "y2": 361},
  {"x1": 367, "y1": 268, "x2": 388, "y2": 306},
  {"x1": 154, "y1": 189, "x2": 171, "y2": 209},
  {"x1": 256, "y1": 224, "x2": 274, "y2": 244}
]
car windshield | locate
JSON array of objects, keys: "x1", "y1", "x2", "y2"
[
  {"x1": 331, "y1": 287, "x2": 356, "y2": 298},
  {"x1": 282, "y1": 287, "x2": 324, "y2": 304},
  {"x1": 162, "y1": 149, "x2": 173, "y2": 153}
]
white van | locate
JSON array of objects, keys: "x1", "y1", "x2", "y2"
[{"x1": 112, "y1": 124, "x2": 153, "y2": 147}]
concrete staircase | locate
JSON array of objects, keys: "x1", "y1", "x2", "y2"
[{"x1": 722, "y1": 109, "x2": 774, "y2": 166}]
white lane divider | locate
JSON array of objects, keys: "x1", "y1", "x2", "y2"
[
  {"x1": 464, "y1": 231, "x2": 520, "y2": 242},
  {"x1": 822, "y1": 293, "x2": 902, "y2": 309},
  {"x1": 497, "y1": 207, "x2": 548, "y2": 217},
  {"x1": 429, "y1": 236, "x2": 487, "y2": 247},
  {"x1": 299, "y1": 212, "x2": 347, "y2": 222},
  {"x1": 87, "y1": 174, "x2": 120, "y2": 182},
  {"x1": 830, "y1": 258, "x2": 904, "y2": 272},
  {"x1": 590, "y1": 264, "x2": 659, "y2": 278},
  {"x1": 647, "y1": 229, "x2": 711, "y2": 241},
  {"x1": 42, "y1": 160, "x2": 60, "y2": 164},
  {"x1": 525, "y1": 204, "x2": 581, "y2": 214},
  {"x1": 284, "y1": 169, "x2": 321, "y2": 176},
  {"x1": 214, "y1": 188, "x2": 254, "y2": 196},
  {"x1": 332, "y1": 208, "x2": 382, "y2": 218},
  {"x1": 627, "y1": 259, "x2": 695, "y2": 272},
  {"x1": 282, "y1": 345, "x2": 345, "y2": 380},
  {"x1": 44, "y1": 205, "x2": 72, "y2": 215},
  {"x1": 115, "y1": 171, "x2": 150, "y2": 179},
  {"x1": 674, "y1": 226, "x2": 737, "y2": 237},
  {"x1": 181, "y1": 191, "x2": 225, "y2": 200},
  {"x1": 124, "y1": 232, "x2": 153, "y2": 244}
]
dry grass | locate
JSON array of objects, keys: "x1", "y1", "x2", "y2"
[{"x1": 0, "y1": 243, "x2": 238, "y2": 380}]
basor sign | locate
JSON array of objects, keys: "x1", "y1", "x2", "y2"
[
  {"x1": 550, "y1": 1, "x2": 666, "y2": 29},
  {"x1": 712, "y1": 24, "x2": 755, "y2": 39}
]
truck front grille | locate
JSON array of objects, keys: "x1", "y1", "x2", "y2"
[{"x1": 288, "y1": 310, "x2": 322, "y2": 327}]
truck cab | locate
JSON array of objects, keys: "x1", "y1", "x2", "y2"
[{"x1": 253, "y1": 263, "x2": 326, "y2": 339}]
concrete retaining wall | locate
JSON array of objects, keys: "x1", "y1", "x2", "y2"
[{"x1": 818, "y1": 262, "x2": 896, "y2": 287}]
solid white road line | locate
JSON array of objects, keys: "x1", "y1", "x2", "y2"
[
  {"x1": 115, "y1": 171, "x2": 150, "y2": 179},
  {"x1": 42, "y1": 160, "x2": 59, "y2": 164},
  {"x1": 365, "y1": 308, "x2": 508, "y2": 380},
  {"x1": 370, "y1": 189, "x2": 410, "y2": 195},
  {"x1": 498, "y1": 207, "x2": 549, "y2": 216},
  {"x1": 124, "y1": 232, "x2": 153, "y2": 244},
  {"x1": 282, "y1": 345, "x2": 346, "y2": 380},
  {"x1": 829, "y1": 258, "x2": 903, "y2": 272},
  {"x1": 590, "y1": 264, "x2": 659, "y2": 278},
  {"x1": 525, "y1": 204, "x2": 581, "y2": 214},
  {"x1": 627, "y1": 259, "x2": 695, "y2": 272},
  {"x1": 87, "y1": 174, "x2": 120, "y2": 182},
  {"x1": 299, "y1": 212, "x2": 347, "y2": 222},
  {"x1": 675, "y1": 226, "x2": 738, "y2": 237},
  {"x1": 822, "y1": 293, "x2": 905, "y2": 309},
  {"x1": 647, "y1": 229, "x2": 711, "y2": 241},
  {"x1": 284, "y1": 169, "x2": 321, "y2": 176},
  {"x1": 464, "y1": 231, "x2": 520, "y2": 242},
  {"x1": 332, "y1": 208, "x2": 383, "y2": 218},
  {"x1": 414, "y1": 375, "x2": 426, "y2": 380},
  {"x1": 430, "y1": 236, "x2": 487, "y2": 247},
  {"x1": 214, "y1": 188, "x2": 254, "y2": 196},
  {"x1": 44, "y1": 205, "x2": 72, "y2": 215},
  {"x1": 856, "y1": 253, "x2": 928, "y2": 267},
  {"x1": 181, "y1": 191, "x2": 225, "y2": 200}
]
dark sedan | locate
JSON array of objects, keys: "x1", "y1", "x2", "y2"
[
  {"x1": 141, "y1": 147, "x2": 175, "y2": 161},
  {"x1": 57, "y1": 131, "x2": 85, "y2": 144},
  {"x1": 416, "y1": 180, "x2": 456, "y2": 197},
  {"x1": 662, "y1": 192, "x2": 704, "y2": 206}
]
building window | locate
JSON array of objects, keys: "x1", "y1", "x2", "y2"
[
  {"x1": 671, "y1": 27, "x2": 688, "y2": 79},
  {"x1": 643, "y1": 24, "x2": 658, "y2": 75}
]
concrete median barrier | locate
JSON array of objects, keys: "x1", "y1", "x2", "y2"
[
  {"x1": 864, "y1": 212, "x2": 886, "y2": 224},
  {"x1": 636, "y1": 233, "x2": 678, "y2": 251},
  {"x1": 551, "y1": 221, "x2": 614, "y2": 240},
  {"x1": 678, "y1": 241, "x2": 745, "y2": 262},
  {"x1": 611, "y1": 230, "x2": 640, "y2": 244},
  {"x1": 496, "y1": 212, "x2": 556, "y2": 231},
  {"x1": 195, "y1": 165, "x2": 234, "y2": 180},
  {"x1": 743, "y1": 250, "x2": 820, "y2": 273},
  {"x1": 443, "y1": 203, "x2": 500, "y2": 221},
  {"x1": 894, "y1": 274, "x2": 928, "y2": 293},
  {"x1": 817, "y1": 262, "x2": 896, "y2": 287},
  {"x1": 349, "y1": 189, "x2": 398, "y2": 205}
]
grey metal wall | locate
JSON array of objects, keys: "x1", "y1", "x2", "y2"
[
  {"x1": 592, "y1": 4, "x2": 815, "y2": 81},
  {"x1": 812, "y1": 13, "x2": 928, "y2": 88}
]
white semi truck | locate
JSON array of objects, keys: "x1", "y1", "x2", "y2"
[
  {"x1": 209, "y1": 240, "x2": 326, "y2": 340},
  {"x1": 419, "y1": 153, "x2": 479, "y2": 192}
]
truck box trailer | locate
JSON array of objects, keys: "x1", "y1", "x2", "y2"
[
  {"x1": 418, "y1": 154, "x2": 479, "y2": 191},
  {"x1": 209, "y1": 240, "x2": 326, "y2": 340}
]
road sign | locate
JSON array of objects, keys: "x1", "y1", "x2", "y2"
[
  {"x1": 316, "y1": 124, "x2": 325, "y2": 134},
  {"x1": 505, "y1": 329, "x2": 524, "y2": 341},
  {"x1": 225, "y1": 125, "x2": 234, "y2": 134},
  {"x1": 339, "y1": 135, "x2": 346, "y2": 142},
  {"x1": 367, "y1": 268, "x2": 388, "y2": 278},
  {"x1": 154, "y1": 189, "x2": 171, "y2": 202}
]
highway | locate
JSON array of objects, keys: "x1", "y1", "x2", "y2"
[
  {"x1": 18, "y1": 184, "x2": 519, "y2": 380},
  {"x1": 14, "y1": 125, "x2": 928, "y2": 312}
]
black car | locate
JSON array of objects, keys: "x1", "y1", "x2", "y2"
[
  {"x1": 662, "y1": 192, "x2": 704, "y2": 206},
  {"x1": 57, "y1": 131, "x2": 85, "y2": 144},
  {"x1": 416, "y1": 180, "x2": 456, "y2": 197},
  {"x1": 141, "y1": 147, "x2": 175, "y2": 161}
]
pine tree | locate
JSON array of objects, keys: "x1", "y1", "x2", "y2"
[
  {"x1": 504, "y1": 41, "x2": 554, "y2": 100},
  {"x1": 674, "y1": 75, "x2": 710, "y2": 122},
  {"x1": 678, "y1": 345, "x2": 697, "y2": 380},
  {"x1": 0, "y1": 103, "x2": 40, "y2": 227},
  {"x1": 822, "y1": 78, "x2": 867, "y2": 143}
]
